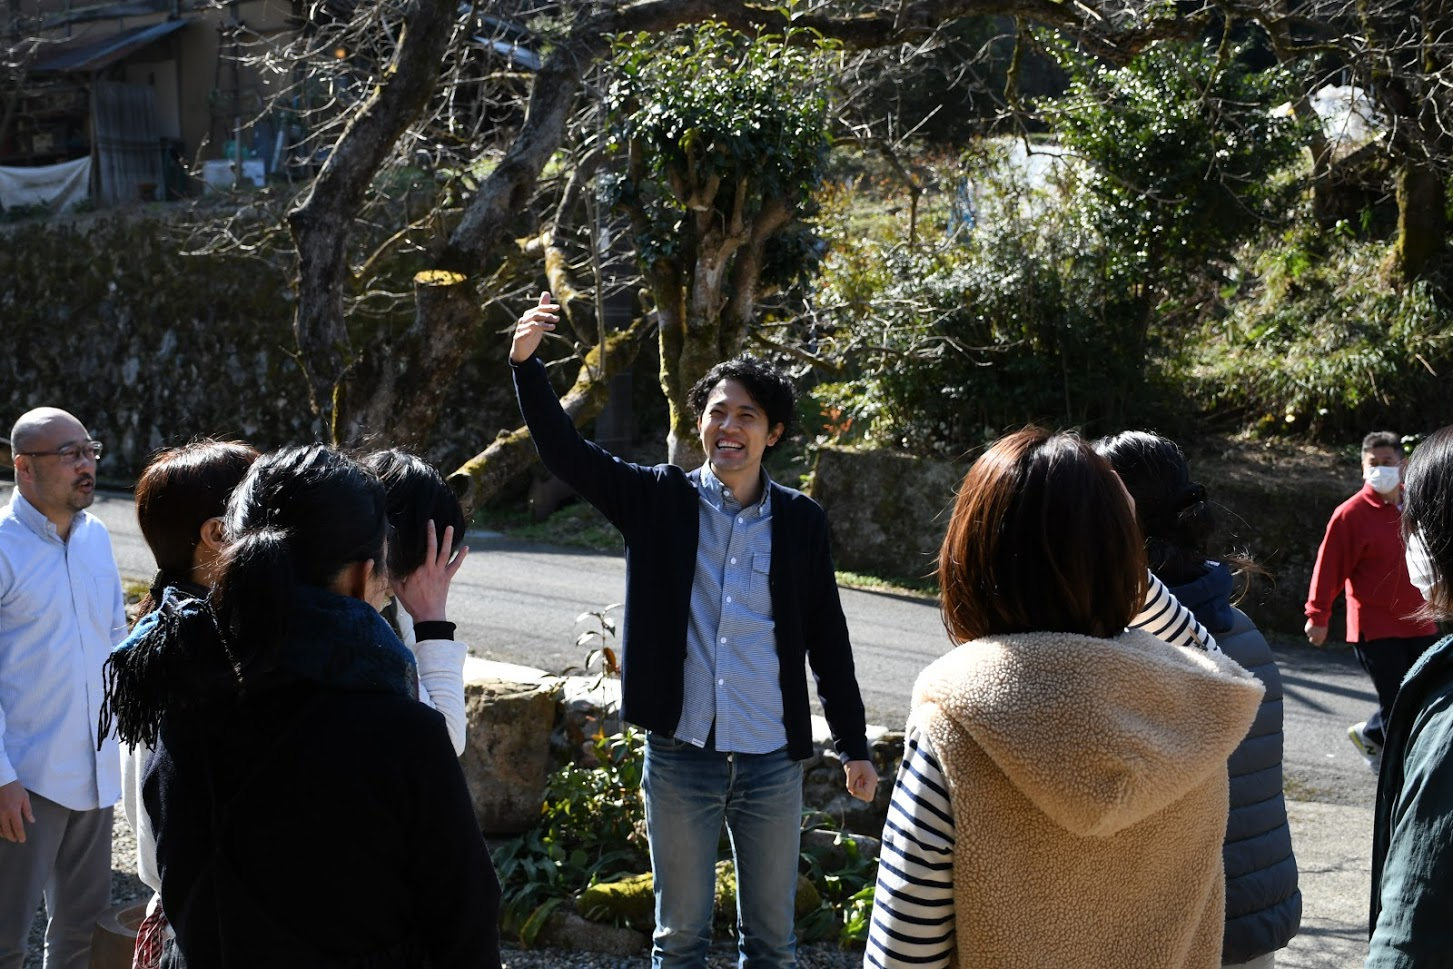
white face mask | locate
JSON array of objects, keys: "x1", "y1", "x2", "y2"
[
  {"x1": 1406, "y1": 531, "x2": 1437, "y2": 601},
  {"x1": 1366, "y1": 464, "x2": 1401, "y2": 494}
]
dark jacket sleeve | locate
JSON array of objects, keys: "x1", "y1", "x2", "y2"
[
  {"x1": 405, "y1": 714, "x2": 503, "y2": 969},
  {"x1": 801, "y1": 501, "x2": 869, "y2": 762},
  {"x1": 1367, "y1": 688, "x2": 1453, "y2": 968},
  {"x1": 511, "y1": 355, "x2": 652, "y2": 532}
]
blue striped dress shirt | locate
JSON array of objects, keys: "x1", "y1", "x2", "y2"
[{"x1": 675, "y1": 465, "x2": 786, "y2": 754}]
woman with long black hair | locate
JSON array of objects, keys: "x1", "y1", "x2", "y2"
[
  {"x1": 107, "y1": 444, "x2": 500, "y2": 969},
  {"x1": 1367, "y1": 425, "x2": 1453, "y2": 967}
]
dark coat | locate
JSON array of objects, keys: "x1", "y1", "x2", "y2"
[
  {"x1": 1367, "y1": 632, "x2": 1453, "y2": 967},
  {"x1": 1171, "y1": 564, "x2": 1301, "y2": 963},
  {"x1": 512, "y1": 356, "x2": 869, "y2": 762},
  {"x1": 145, "y1": 679, "x2": 501, "y2": 969}
]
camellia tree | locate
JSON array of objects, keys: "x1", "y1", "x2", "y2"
[{"x1": 606, "y1": 21, "x2": 834, "y2": 466}]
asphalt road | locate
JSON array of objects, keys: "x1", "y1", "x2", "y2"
[{"x1": 60, "y1": 485, "x2": 1380, "y2": 807}]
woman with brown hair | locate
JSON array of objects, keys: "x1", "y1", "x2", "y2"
[
  {"x1": 103, "y1": 440, "x2": 260, "y2": 969},
  {"x1": 865, "y1": 428, "x2": 1263, "y2": 969}
]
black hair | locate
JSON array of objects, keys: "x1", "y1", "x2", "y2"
[
  {"x1": 687, "y1": 357, "x2": 796, "y2": 452},
  {"x1": 1363, "y1": 431, "x2": 1401, "y2": 454},
  {"x1": 362, "y1": 449, "x2": 466, "y2": 579},
  {"x1": 211, "y1": 445, "x2": 388, "y2": 677},
  {"x1": 134, "y1": 440, "x2": 259, "y2": 616},
  {"x1": 1095, "y1": 430, "x2": 1264, "y2": 593},
  {"x1": 1403, "y1": 425, "x2": 1453, "y2": 620}
]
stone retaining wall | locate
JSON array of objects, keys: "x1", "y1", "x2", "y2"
[{"x1": 0, "y1": 211, "x2": 519, "y2": 478}]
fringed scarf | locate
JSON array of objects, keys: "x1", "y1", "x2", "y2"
[{"x1": 99, "y1": 584, "x2": 418, "y2": 751}]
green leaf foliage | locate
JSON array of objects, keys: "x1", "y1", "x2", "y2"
[
  {"x1": 490, "y1": 729, "x2": 649, "y2": 943},
  {"x1": 1039, "y1": 37, "x2": 1305, "y2": 286},
  {"x1": 806, "y1": 39, "x2": 1307, "y2": 454},
  {"x1": 605, "y1": 20, "x2": 835, "y2": 289},
  {"x1": 1192, "y1": 229, "x2": 1453, "y2": 439}
]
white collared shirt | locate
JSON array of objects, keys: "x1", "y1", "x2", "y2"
[{"x1": 0, "y1": 491, "x2": 125, "y2": 810}]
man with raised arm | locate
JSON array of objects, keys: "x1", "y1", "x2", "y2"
[
  {"x1": 511, "y1": 293, "x2": 877, "y2": 969},
  {"x1": 0, "y1": 408, "x2": 126, "y2": 969}
]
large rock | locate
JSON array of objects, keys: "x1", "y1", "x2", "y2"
[{"x1": 460, "y1": 658, "x2": 561, "y2": 835}]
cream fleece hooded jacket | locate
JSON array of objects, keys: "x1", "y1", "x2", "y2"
[{"x1": 911, "y1": 626, "x2": 1264, "y2": 969}]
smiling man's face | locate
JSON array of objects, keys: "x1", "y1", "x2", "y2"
[{"x1": 696, "y1": 378, "x2": 783, "y2": 490}]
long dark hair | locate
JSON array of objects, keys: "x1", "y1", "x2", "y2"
[
  {"x1": 1404, "y1": 425, "x2": 1453, "y2": 620},
  {"x1": 134, "y1": 440, "x2": 259, "y2": 616},
  {"x1": 1095, "y1": 430, "x2": 1263, "y2": 594},
  {"x1": 212, "y1": 445, "x2": 388, "y2": 676},
  {"x1": 938, "y1": 427, "x2": 1146, "y2": 643},
  {"x1": 362, "y1": 449, "x2": 466, "y2": 580}
]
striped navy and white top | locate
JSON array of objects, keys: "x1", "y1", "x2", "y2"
[{"x1": 864, "y1": 572, "x2": 1217, "y2": 968}]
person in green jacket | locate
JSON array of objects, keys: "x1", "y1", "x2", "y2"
[{"x1": 1367, "y1": 423, "x2": 1453, "y2": 967}]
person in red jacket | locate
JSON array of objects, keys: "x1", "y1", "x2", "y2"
[{"x1": 1305, "y1": 431, "x2": 1439, "y2": 771}]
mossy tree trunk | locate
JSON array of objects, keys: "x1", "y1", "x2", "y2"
[
  {"x1": 1395, "y1": 159, "x2": 1447, "y2": 282},
  {"x1": 448, "y1": 322, "x2": 649, "y2": 515}
]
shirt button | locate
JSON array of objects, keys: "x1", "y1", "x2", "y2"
[
  {"x1": 718, "y1": 678, "x2": 725, "y2": 686},
  {"x1": 738, "y1": 517, "x2": 745, "y2": 524},
  {"x1": 720, "y1": 637, "x2": 727, "y2": 644},
  {"x1": 730, "y1": 556, "x2": 737, "y2": 564},
  {"x1": 726, "y1": 595, "x2": 733, "y2": 604}
]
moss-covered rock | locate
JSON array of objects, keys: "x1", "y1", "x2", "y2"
[
  {"x1": 575, "y1": 862, "x2": 824, "y2": 930},
  {"x1": 577, "y1": 871, "x2": 655, "y2": 927}
]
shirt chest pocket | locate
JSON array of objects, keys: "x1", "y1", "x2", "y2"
[{"x1": 745, "y1": 552, "x2": 773, "y2": 617}]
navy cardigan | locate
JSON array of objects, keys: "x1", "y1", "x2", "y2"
[{"x1": 513, "y1": 356, "x2": 869, "y2": 762}]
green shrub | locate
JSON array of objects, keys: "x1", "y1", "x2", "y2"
[
  {"x1": 796, "y1": 820, "x2": 881, "y2": 946},
  {"x1": 804, "y1": 40, "x2": 1305, "y2": 454},
  {"x1": 491, "y1": 729, "x2": 648, "y2": 944},
  {"x1": 1192, "y1": 231, "x2": 1453, "y2": 438}
]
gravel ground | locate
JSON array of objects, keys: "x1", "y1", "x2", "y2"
[{"x1": 21, "y1": 814, "x2": 863, "y2": 969}]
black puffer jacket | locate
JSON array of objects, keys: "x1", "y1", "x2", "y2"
[{"x1": 1171, "y1": 563, "x2": 1302, "y2": 964}]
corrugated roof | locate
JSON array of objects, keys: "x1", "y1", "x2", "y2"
[{"x1": 31, "y1": 19, "x2": 190, "y2": 75}]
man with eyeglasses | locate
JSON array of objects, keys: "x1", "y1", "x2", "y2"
[{"x1": 0, "y1": 408, "x2": 125, "y2": 969}]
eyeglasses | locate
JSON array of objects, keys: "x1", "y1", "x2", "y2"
[{"x1": 17, "y1": 440, "x2": 104, "y2": 464}]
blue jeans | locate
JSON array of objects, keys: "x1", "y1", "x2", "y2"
[{"x1": 642, "y1": 733, "x2": 803, "y2": 969}]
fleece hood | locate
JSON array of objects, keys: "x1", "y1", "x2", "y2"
[{"x1": 912, "y1": 626, "x2": 1263, "y2": 839}]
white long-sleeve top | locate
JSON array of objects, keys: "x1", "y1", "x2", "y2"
[
  {"x1": 395, "y1": 604, "x2": 468, "y2": 757},
  {"x1": 865, "y1": 570, "x2": 1218, "y2": 968}
]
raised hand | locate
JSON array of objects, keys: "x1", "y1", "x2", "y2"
[
  {"x1": 510, "y1": 291, "x2": 561, "y2": 363},
  {"x1": 393, "y1": 521, "x2": 468, "y2": 624}
]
